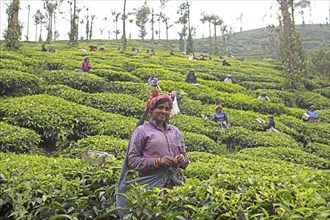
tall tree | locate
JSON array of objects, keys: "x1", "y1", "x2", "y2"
[
  {"x1": 211, "y1": 15, "x2": 223, "y2": 56},
  {"x1": 128, "y1": 18, "x2": 134, "y2": 39},
  {"x1": 134, "y1": 2, "x2": 150, "y2": 42},
  {"x1": 68, "y1": 0, "x2": 79, "y2": 46},
  {"x1": 89, "y1": 14, "x2": 95, "y2": 40},
  {"x1": 122, "y1": 0, "x2": 127, "y2": 53},
  {"x1": 33, "y1": 9, "x2": 43, "y2": 41},
  {"x1": 103, "y1": 17, "x2": 107, "y2": 39},
  {"x1": 25, "y1": 4, "x2": 30, "y2": 41},
  {"x1": 150, "y1": 8, "x2": 155, "y2": 48},
  {"x1": 277, "y1": 0, "x2": 306, "y2": 90},
  {"x1": 237, "y1": 13, "x2": 243, "y2": 32},
  {"x1": 85, "y1": 8, "x2": 89, "y2": 40},
  {"x1": 112, "y1": 10, "x2": 121, "y2": 40},
  {"x1": 294, "y1": 0, "x2": 311, "y2": 25},
  {"x1": 43, "y1": 0, "x2": 63, "y2": 43},
  {"x1": 221, "y1": 25, "x2": 234, "y2": 56},
  {"x1": 4, "y1": 0, "x2": 21, "y2": 51},
  {"x1": 161, "y1": 14, "x2": 172, "y2": 50},
  {"x1": 79, "y1": 18, "x2": 84, "y2": 39},
  {"x1": 176, "y1": 1, "x2": 190, "y2": 52},
  {"x1": 200, "y1": 12, "x2": 213, "y2": 55}
]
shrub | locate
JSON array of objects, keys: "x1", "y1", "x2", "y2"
[
  {"x1": 46, "y1": 85, "x2": 145, "y2": 118},
  {"x1": 237, "y1": 147, "x2": 330, "y2": 169},
  {"x1": 90, "y1": 69, "x2": 142, "y2": 82},
  {"x1": 0, "y1": 59, "x2": 27, "y2": 71},
  {"x1": 181, "y1": 131, "x2": 225, "y2": 154},
  {"x1": 106, "y1": 81, "x2": 152, "y2": 100},
  {"x1": 223, "y1": 126, "x2": 300, "y2": 150},
  {"x1": 0, "y1": 94, "x2": 136, "y2": 148},
  {"x1": 304, "y1": 142, "x2": 330, "y2": 160},
  {"x1": 61, "y1": 135, "x2": 129, "y2": 160},
  {"x1": 0, "y1": 152, "x2": 121, "y2": 219},
  {"x1": 34, "y1": 70, "x2": 108, "y2": 93},
  {"x1": 278, "y1": 115, "x2": 330, "y2": 145},
  {"x1": 313, "y1": 87, "x2": 330, "y2": 99},
  {"x1": 0, "y1": 122, "x2": 41, "y2": 153},
  {"x1": 0, "y1": 69, "x2": 44, "y2": 96}
]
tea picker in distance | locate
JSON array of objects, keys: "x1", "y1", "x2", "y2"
[
  {"x1": 305, "y1": 105, "x2": 319, "y2": 122},
  {"x1": 147, "y1": 73, "x2": 161, "y2": 90},
  {"x1": 224, "y1": 74, "x2": 233, "y2": 83},
  {"x1": 116, "y1": 90, "x2": 189, "y2": 219},
  {"x1": 258, "y1": 91, "x2": 271, "y2": 102},
  {"x1": 202, "y1": 105, "x2": 230, "y2": 130},
  {"x1": 78, "y1": 56, "x2": 92, "y2": 72},
  {"x1": 185, "y1": 69, "x2": 200, "y2": 86},
  {"x1": 258, "y1": 115, "x2": 278, "y2": 132}
]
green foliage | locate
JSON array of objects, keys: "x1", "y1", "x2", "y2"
[
  {"x1": 61, "y1": 135, "x2": 128, "y2": 160},
  {"x1": 181, "y1": 131, "x2": 225, "y2": 154},
  {"x1": 90, "y1": 69, "x2": 141, "y2": 82},
  {"x1": 0, "y1": 94, "x2": 136, "y2": 148},
  {"x1": 278, "y1": 115, "x2": 330, "y2": 145},
  {"x1": 237, "y1": 147, "x2": 330, "y2": 169},
  {"x1": 0, "y1": 122, "x2": 41, "y2": 153},
  {"x1": 313, "y1": 87, "x2": 330, "y2": 99},
  {"x1": 37, "y1": 70, "x2": 107, "y2": 92},
  {"x1": 121, "y1": 151, "x2": 330, "y2": 219},
  {"x1": 0, "y1": 39, "x2": 329, "y2": 219},
  {"x1": 46, "y1": 85, "x2": 145, "y2": 118},
  {"x1": 3, "y1": 0, "x2": 22, "y2": 51},
  {"x1": 223, "y1": 126, "x2": 300, "y2": 150},
  {"x1": 134, "y1": 3, "x2": 150, "y2": 42},
  {"x1": 0, "y1": 152, "x2": 120, "y2": 219},
  {"x1": 307, "y1": 49, "x2": 330, "y2": 82},
  {"x1": 304, "y1": 142, "x2": 330, "y2": 160},
  {"x1": 0, "y1": 69, "x2": 44, "y2": 96},
  {"x1": 107, "y1": 81, "x2": 152, "y2": 100},
  {"x1": 3, "y1": 28, "x2": 22, "y2": 52}
]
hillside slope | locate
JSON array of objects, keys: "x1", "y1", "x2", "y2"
[{"x1": 0, "y1": 42, "x2": 329, "y2": 219}]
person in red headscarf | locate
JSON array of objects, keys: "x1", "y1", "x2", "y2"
[
  {"x1": 116, "y1": 90, "x2": 189, "y2": 218},
  {"x1": 80, "y1": 56, "x2": 92, "y2": 72}
]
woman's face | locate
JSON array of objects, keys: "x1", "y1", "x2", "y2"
[
  {"x1": 151, "y1": 101, "x2": 171, "y2": 123},
  {"x1": 216, "y1": 107, "x2": 222, "y2": 112}
]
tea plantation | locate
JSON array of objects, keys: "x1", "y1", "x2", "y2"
[{"x1": 0, "y1": 41, "x2": 329, "y2": 220}]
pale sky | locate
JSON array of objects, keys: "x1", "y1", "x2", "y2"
[{"x1": 0, "y1": 0, "x2": 329, "y2": 41}]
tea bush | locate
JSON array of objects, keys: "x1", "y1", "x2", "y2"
[
  {"x1": 0, "y1": 94, "x2": 136, "y2": 148},
  {"x1": 0, "y1": 122, "x2": 41, "y2": 153},
  {"x1": 0, "y1": 152, "x2": 120, "y2": 219},
  {"x1": 90, "y1": 68, "x2": 141, "y2": 82},
  {"x1": 237, "y1": 147, "x2": 330, "y2": 169},
  {"x1": 61, "y1": 135, "x2": 129, "y2": 160},
  {"x1": 181, "y1": 131, "x2": 225, "y2": 154},
  {"x1": 0, "y1": 69, "x2": 44, "y2": 96},
  {"x1": 46, "y1": 85, "x2": 145, "y2": 118},
  {"x1": 34, "y1": 70, "x2": 108, "y2": 93},
  {"x1": 121, "y1": 151, "x2": 330, "y2": 219}
]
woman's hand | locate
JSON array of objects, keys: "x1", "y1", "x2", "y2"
[
  {"x1": 160, "y1": 155, "x2": 177, "y2": 167},
  {"x1": 175, "y1": 154, "x2": 185, "y2": 165}
]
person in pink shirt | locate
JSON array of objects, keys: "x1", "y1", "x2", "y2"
[
  {"x1": 116, "y1": 90, "x2": 189, "y2": 218},
  {"x1": 80, "y1": 56, "x2": 92, "y2": 72}
]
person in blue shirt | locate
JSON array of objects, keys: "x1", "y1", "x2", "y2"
[
  {"x1": 210, "y1": 105, "x2": 230, "y2": 130},
  {"x1": 307, "y1": 105, "x2": 319, "y2": 122}
]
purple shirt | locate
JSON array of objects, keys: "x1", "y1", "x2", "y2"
[{"x1": 127, "y1": 120, "x2": 189, "y2": 173}]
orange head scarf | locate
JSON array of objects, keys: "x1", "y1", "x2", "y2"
[{"x1": 145, "y1": 90, "x2": 173, "y2": 115}]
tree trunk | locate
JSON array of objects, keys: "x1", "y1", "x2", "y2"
[
  {"x1": 10, "y1": 0, "x2": 19, "y2": 30},
  {"x1": 122, "y1": 0, "x2": 127, "y2": 53},
  {"x1": 208, "y1": 21, "x2": 211, "y2": 55},
  {"x1": 26, "y1": 5, "x2": 30, "y2": 41}
]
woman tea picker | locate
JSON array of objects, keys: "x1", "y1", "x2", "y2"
[{"x1": 116, "y1": 90, "x2": 189, "y2": 218}]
